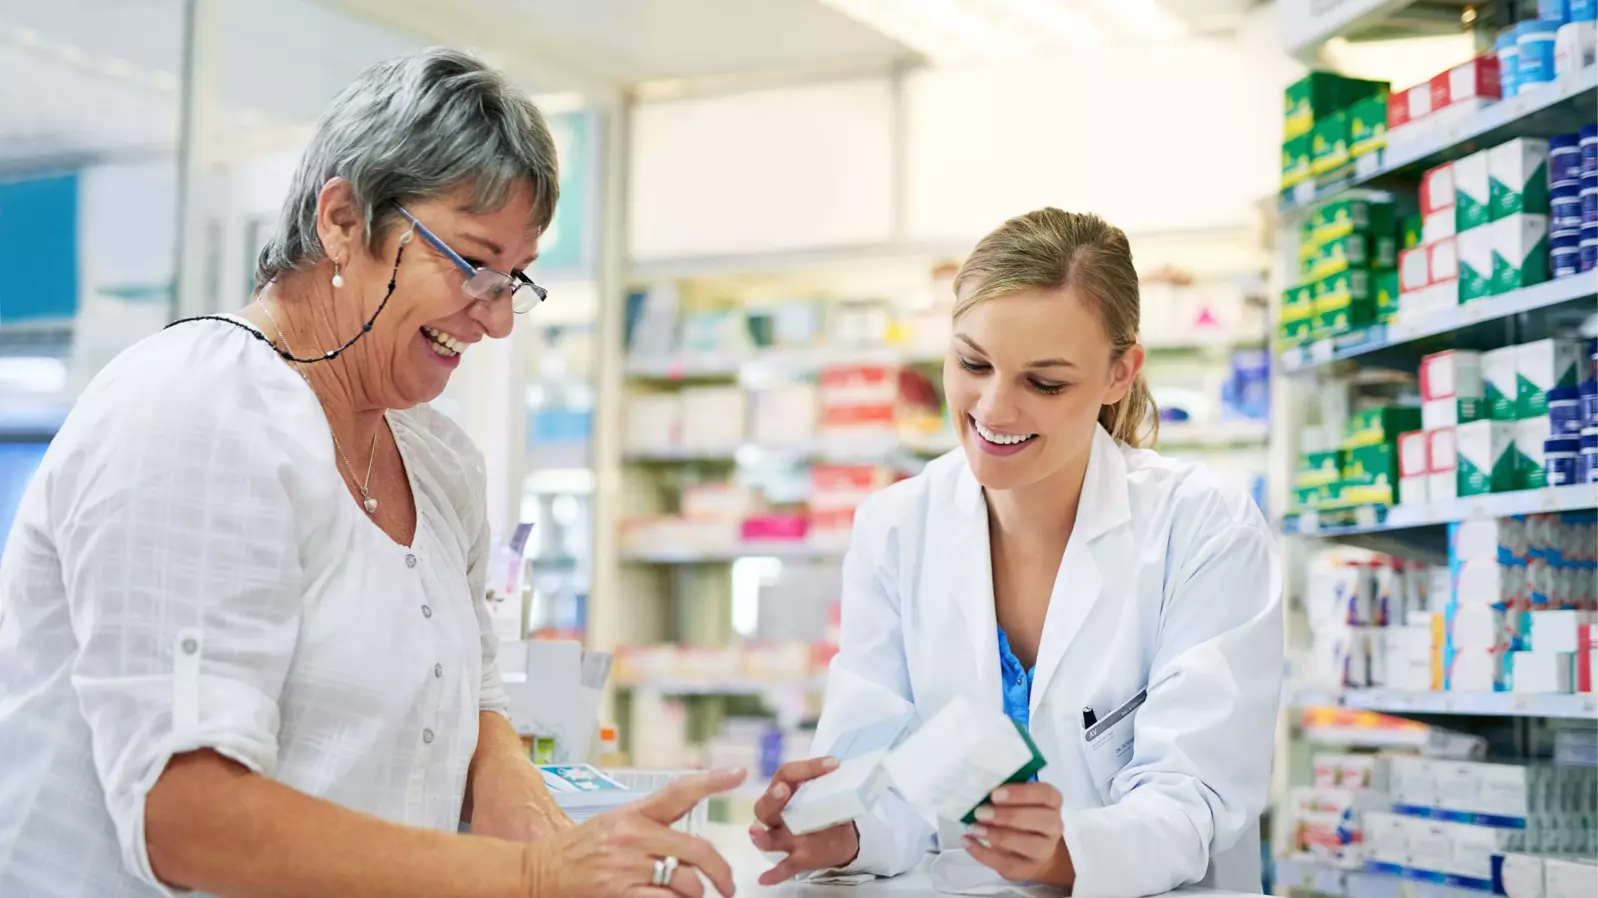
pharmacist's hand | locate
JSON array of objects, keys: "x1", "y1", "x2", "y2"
[
  {"x1": 749, "y1": 756, "x2": 860, "y2": 885},
  {"x1": 963, "y1": 783, "x2": 1075, "y2": 888},
  {"x1": 533, "y1": 767, "x2": 745, "y2": 897}
]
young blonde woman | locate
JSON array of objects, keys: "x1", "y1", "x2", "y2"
[{"x1": 750, "y1": 209, "x2": 1283, "y2": 897}]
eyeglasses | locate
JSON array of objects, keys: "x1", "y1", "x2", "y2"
[{"x1": 396, "y1": 207, "x2": 547, "y2": 314}]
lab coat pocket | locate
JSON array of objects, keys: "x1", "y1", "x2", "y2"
[{"x1": 1082, "y1": 688, "x2": 1145, "y2": 798}]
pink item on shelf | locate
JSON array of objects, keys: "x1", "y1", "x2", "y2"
[{"x1": 741, "y1": 514, "x2": 809, "y2": 542}]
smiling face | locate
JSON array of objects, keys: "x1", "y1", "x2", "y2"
[
  {"x1": 944, "y1": 285, "x2": 1141, "y2": 491},
  {"x1": 323, "y1": 179, "x2": 542, "y2": 410}
]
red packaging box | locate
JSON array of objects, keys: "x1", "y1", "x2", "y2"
[
  {"x1": 1421, "y1": 162, "x2": 1455, "y2": 218},
  {"x1": 1405, "y1": 81, "x2": 1433, "y2": 122},
  {"x1": 1444, "y1": 55, "x2": 1501, "y2": 105},
  {"x1": 1400, "y1": 245, "x2": 1431, "y2": 293},
  {"x1": 1399, "y1": 431, "x2": 1430, "y2": 477},
  {"x1": 1429, "y1": 237, "x2": 1459, "y2": 284},
  {"x1": 1577, "y1": 623, "x2": 1592, "y2": 691},
  {"x1": 1388, "y1": 91, "x2": 1411, "y2": 131}
]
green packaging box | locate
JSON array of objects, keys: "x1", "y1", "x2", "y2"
[
  {"x1": 1375, "y1": 269, "x2": 1400, "y2": 321},
  {"x1": 1483, "y1": 346, "x2": 1519, "y2": 421},
  {"x1": 1488, "y1": 138, "x2": 1550, "y2": 221},
  {"x1": 1341, "y1": 481, "x2": 1397, "y2": 508},
  {"x1": 1293, "y1": 484, "x2": 1335, "y2": 510},
  {"x1": 1283, "y1": 136, "x2": 1313, "y2": 190},
  {"x1": 1341, "y1": 442, "x2": 1400, "y2": 487},
  {"x1": 1401, "y1": 214, "x2": 1424, "y2": 250},
  {"x1": 1280, "y1": 302, "x2": 1315, "y2": 344},
  {"x1": 1311, "y1": 112, "x2": 1352, "y2": 181},
  {"x1": 1317, "y1": 269, "x2": 1375, "y2": 304},
  {"x1": 1456, "y1": 420, "x2": 1517, "y2": 495},
  {"x1": 1514, "y1": 417, "x2": 1552, "y2": 490},
  {"x1": 1347, "y1": 94, "x2": 1389, "y2": 158},
  {"x1": 1454, "y1": 150, "x2": 1491, "y2": 233},
  {"x1": 1458, "y1": 226, "x2": 1494, "y2": 303},
  {"x1": 1490, "y1": 214, "x2": 1549, "y2": 295},
  {"x1": 1313, "y1": 296, "x2": 1373, "y2": 339},
  {"x1": 1297, "y1": 450, "x2": 1345, "y2": 489},
  {"x1": 1284, "y1": 72, "x2": 1385, "y2": 141},
  {"x1": 1343, "y1": 406, "x2": 1422, "y2": 450},
  {"x1": 1516, "y1": 339, "x2": 1585, "y2": 418},
  {"x1": 1313, "y1": 234, "x2": 1398, "y2": 279},
  {"x1": 1314, "y1": 199, "x2": 1394, "y2": 245}
]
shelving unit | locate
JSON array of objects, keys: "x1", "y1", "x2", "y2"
[
  {"x1": 1275, "y1": 856, "x2": 1497, "y2": 898},
  {"x1": 1285, "y1": 687, "x2": 1598, "y2": 720}
]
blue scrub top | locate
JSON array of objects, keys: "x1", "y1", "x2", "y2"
[{"x1": 996, "y1": 624, "x2": 1035, "y2": 732}]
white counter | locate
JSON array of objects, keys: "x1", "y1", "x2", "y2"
[{"x1": 703, "y1": 823, "x2": 1263, "y2": 897}]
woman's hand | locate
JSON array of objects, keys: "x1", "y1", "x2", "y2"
[
  {"x1": 532, "y1": 768, "x2": 745, "y2": 897},
  {"x1": 962, "y1": 783, "x2": 1075, "y2": 888},
  {"x1": 747, "y1": 757, "x2": 861, "y2": 885}
]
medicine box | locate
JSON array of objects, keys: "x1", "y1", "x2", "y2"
[
  {"x1": 1297, "y1": 449, "x2": 1344, "y2": 488},
  {"x1": 1455, "y1": 150, "x2": 1492, "y2": 232},
  {"x1": 1421, "y1": 350, "x2": 1485, "y2": 429},
  {"x1": 1282, "y1": 136, "x2": 1313, "y2": 190},
  {"x1": 1516, "y1": 417, "x2": 1553, "y2": 489},
  {"x1": 1522, "y1": 610, "x2": 1582, "y2": 653},
  {"x1": 1456, "y1": 420, "x2": 1517, "y2": 495},
  {"x1": 1485, "y1": 346, "x2": 1520, "y2": 421},
  {"x1": 1310, "y1": 111, "x2": 1352, "y2": 180},
  {"x1": 1313, "y1": 234, "x2": 1397, "y2": 278},
  {"x1": 1430, "y1": 237, "x2": 1460, "y2": 310},
  {"x1": 1399, "y1": 431, "x2": 1430, "y2": 478},
  {"x1": 1458, "y1": 225, "x2": 1495, "y2": 302},
  {"x1": 1401, "y1": 213, "x2": 1425, "y2": 249},
  {"x1": 1344, "y1": 406, "x2": 1422, "y2": 449},
  {"x1": 1450, "y1": 516, "x2": 1528, "y2": 564},
  {"x1": 1517, "y1": 339, "x2": 1585, "y2": 418},
  {"x1": 1544, "y1": 859, "x2": 1598, "y2": 898},
  {"x1": 1499, "y1": 853, "x2": 1546, "y2": 898},
  {"x1": 1490, "y1": 139, "x2": 1551, "y2": 220},
  {"x1": 1342, "y1": 442, "x2": 1401, "y2": 490},
  {"x1": 1283, "y1": 72, "x2": 1389, "y2": 141},
  {"x1": 1348, "y1": 94, "x2": 1389, "y2": 158},
  {"x1": 1376, "y1": 269, "x2": 1400, "y2": 321},
  {"x1": 1399, "y1": 244, "x2": 1430, "y2": 295},
  {"x1": 1509, "y1": 650, "x2": 1574, "y2": 693},
  {"x1": 1314, "y1": 198, "x2": 1394, "y2": 244},
  {"x1": 1491, "y1": 214, "x2": 1550, "y2": 294},
  {"x1": 1448, "y1": 644, "x2": 1505, "y2": 691},
  {"x1": 1429, "y1": 427, "x2": 1459, "y2": 502}
]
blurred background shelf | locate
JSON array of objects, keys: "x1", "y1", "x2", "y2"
[{"x1": 1285, "y1": 687, "x2": 1598, "y2": 720}]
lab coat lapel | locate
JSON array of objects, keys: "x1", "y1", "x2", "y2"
[
  {"x1": 945, "y1": 460, "x2": 1003, "y2": 708},
  {"x1": 1030, "y1": 426, "x2": 1132, "y2": 716}
]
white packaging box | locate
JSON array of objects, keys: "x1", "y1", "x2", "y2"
[
  {"x1": 1434, "y1": 760, "x2": 1483, "y2": 813},
  {"x1": 1312, "y1": 753, "x2": 1344, "y2": 787},
  {"x1": 1424, "y1": 354, "x2": 1487, "y2": 430},
  {"x1": 1544, "y1": 858, "x2": 1598, "y2": 898},
  {"x1": 1424, "y1": 209, "x2": 1458, "y2": 245},
  {"x1": 1524, "y1": 610, "x2": 1582, "y2": 653},
  {"x1": 1453, "y1": 558, "x2": 1511, "y2": 605},
  {"x1": 1509, "y1": 651, "x2": 1574, "y2": 693},
  {"x1": 882, "y1": 694, "x2": 1038, "y2": 825},
  {"x1": 1517, "y1": 339, "x2": 1586, "y2": 418},
  {"x1": 1449, "y1": 645, "x2": 1502, "y2": 691},
  {"x1": 1429, "y1": 237, "x2": 1460, "y2": 308},
  {"x1": 1517, "y1": 417, "x2": 1553, "y2": 489},
  {"x1": 1500, "y1": 853, "x2": 1547, "y2": 898},
  {"x1": 1491, "y1": 214, "x2": 1550, "y2": 295},
  {"x1": 1488, "y1": 138, "x2": 1550, "y2": 220},
  {"x1": 749, "y1": 383, "x2": 818, "y2": 448},
  {"x1": 1428, "y1": 426, "x2": 1459, "y2": 501},
  {"x1": 1450, "y1": 516, "x2": 1528, "y2": 564},
  {"x1": 1399, "y1": 244, "x2": 1431, "y2": 296},
  {"x1": 1458, "y1": 224, "x2": 1495, "y2": 302},
  {"x1": 678, "y1": 386, "x2": 747, "y2": 452},
  {"x1": 1366, "y1": 627, "x2": 1389, "y2": 686},
  {"x1": 1447, "y1": 602, "x2": 1508, "y2": 649},
  {"x1": 1390, "y1": 755, "x2": 1437, "y2": 807},
  {"x1": 1450, "y1": 822, "x2": 1525, "y2": 881},
  {"x1": 623, "y1": 394, "x2": 682, "y2": 454},
  {"x1": 1404, "y1": 817, "x2": 1455, "y2": 876},
  {"x1": 1365, "y1": 811, "x2": 1411, "y2": 867},
  {"x1": 1456, "y1": 420, "x2": 1516, "y2": 496},
  {"x1": 1478, "y1": 762, "x2": 1535, "y2": 820},
  {"x1": 1400, "y1": 429, "x2": 1431, "y2": 477},
  {"x1": 1483, "y1": 345, "x2": 1520, "y2": 421},
  {"x1": 1455, "y1": 150, "x2": 1492, "y2": 231},
  {"x1": 1338, "y1": 755, "x2": 1378, "y2": 790},
  {"x1": 781, "y1": 747, "x2": 891, "y2": 835}
]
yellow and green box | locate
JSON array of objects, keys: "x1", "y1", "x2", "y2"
[
  {"x1": 1280, "y1": 286, "x2": 1316, "y2": 345},
  {"x1": 1342, "y1": 441, "x2": 1401, "y2": 488},
  {"x1": 1312, "y1": 234, "x2": 1398, "y2": 279},
  {"x1": 1376, "y1": 270, "x2": 1400, "y2": 322},
  {"x1": 1348, "y1": 94, "x2": 1389, "y2": 158},
  {"x1": 1312, "y1": 270, "x2": 1376, "y2": 338},
  {"x1": 1400, "y1": 213, "x2": 1424, "y2": 250},
  {"x1": 1283, "y1": 136, "x2": 1313, "y2": 190},
  {"x1": 1297, "y1": 449, "x2": 1345, "y2": 489},
  {"x1": 1293, "y1": 483, "x2": 1337, "y2": 510},
  {"x1": 1313, "y1": 198, "x2": 1394, "y2": 245},
  {"x1": 1341, "y1": 480, "x2": 1398, "y2": 507},
  {"x1": 1284, "y1": 72, "x2": 1389, "y2": 141},
  {"x1": 1343, "y1": 406, "x2": 1422, "y2": 450},
  {"x1": 1310, "y1": 111, "x2": 1352, "y2": 181}
]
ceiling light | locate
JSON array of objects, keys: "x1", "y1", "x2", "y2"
[{"x1": 1082, "y1": 0, "x2": 1186, "y2": 40}]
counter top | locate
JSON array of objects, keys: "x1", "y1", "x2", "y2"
[{"x1": 702, "y1": 823, "x2": 1263, "y2": 897}]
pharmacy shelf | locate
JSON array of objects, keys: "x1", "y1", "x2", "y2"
[
  {"x1": 1280, "y1": 66, "x2": 1598, "y2": 217},
  {"x1": 1283, "y1": 485, "x2": 1598, "y2": 538},
  {"x1": 621, "y1": 543, "x2": 846, "y2": 565},
  {"x1": 624, "y1": 345, "x2": 942, "y2": 382},
  {"x1": 623, "y1": 436, "x2": 945, "y2": 466},
  {"x1": 615, "y1": 677, "x2": 826, "y2": 696},
  {"x1": 1285, "y1": 687, "x2": 1598, "y2": 720},
  {"x1": 1158, "y1": 420, "x2": 1272, "y2": 450},
  {"x1": 1274, "y1": 856, "x2": 1496, "y2": 898},
  {"x1": 1279, "y1": 276, "x2": 1598, "y2": 376}
]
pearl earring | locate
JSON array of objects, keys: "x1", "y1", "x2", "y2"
[{"x1": 331, "y1": 261, "x2": 344, "y2": 289}]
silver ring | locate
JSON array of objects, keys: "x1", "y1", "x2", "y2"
[{"x1": 652, "y1": 855, "x2": 679, "y2": 886}]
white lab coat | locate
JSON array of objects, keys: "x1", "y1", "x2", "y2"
[{"x1": 811, "y1": 424, "x2": 1283, "y2": 898}]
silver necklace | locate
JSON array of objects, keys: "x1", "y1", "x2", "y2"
[{"x1": 256, "y1": 297, "x2": 380, "y2": 516}]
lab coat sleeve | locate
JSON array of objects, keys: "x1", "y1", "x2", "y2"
[
  {"x1": 805, "y1": 493, "x2": 935, "y2": 878},
  {"x1": 1060, "y1": 518, "x2": 1282, "y2": 898}
]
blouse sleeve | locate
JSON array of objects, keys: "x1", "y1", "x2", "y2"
[
  {"x1": 51, "y1": 384, "x2": 306, "y2": 893},
  {"x1": 468, "y1": 498, "x2": 510, "y2": 719}
]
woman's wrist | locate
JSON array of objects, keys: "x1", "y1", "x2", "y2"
[{"x1": 1040, "y1": 838, "x2": 1076, "y2": 889}]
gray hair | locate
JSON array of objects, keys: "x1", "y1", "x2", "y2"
[{"x1": 255, "y1": 47, "x2": 559, "y2": 287}]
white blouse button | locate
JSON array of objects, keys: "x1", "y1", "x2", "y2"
[
  {"x1": 422, "y1": 728, "x2": 434, "y2": 745},
  {"x1": 421, "y1": 605, "x2": 432, "y2": 619},
  {"x1": 434, "y1": 663, "x2": 443, "y2": 678},
  {"x1": 405, "y1": 554, "x2": 417, "y2": 568}
]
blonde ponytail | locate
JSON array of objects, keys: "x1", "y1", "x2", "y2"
[{"x1": 954, "y1": 207, "x2": 1158, "y2": 448}]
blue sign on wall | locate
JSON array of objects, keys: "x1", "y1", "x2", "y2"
[{"x1": 0, "y1": 174, "x2": 79, "y2": 324}]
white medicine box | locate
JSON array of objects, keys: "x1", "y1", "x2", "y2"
[{"x1": 1421, "y1": 350, "x2": 1485, "y2": 429}]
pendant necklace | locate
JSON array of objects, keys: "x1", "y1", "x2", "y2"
[{"x1": 256, "y1": 296, "x2": 380, "y2": 516}]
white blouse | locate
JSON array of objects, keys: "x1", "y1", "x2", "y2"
[{"x1": 0, "y1": 316, "x2": 509, "y2": 897}]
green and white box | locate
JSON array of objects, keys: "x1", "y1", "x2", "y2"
[
  {"x1": 1515, "y1": 417, "x2": 1552, "y2": 490},
  {"x1": 1455, "y1": 150, "x2": 1492, "y2": 232},
  {"x1": 1517, "y1": 339, "x2": 1585, "y2": 418},
  {"x1": 1485, "y1": 346, "x2": 1520, "y2": 421},
  {"x1": 1456, "y1": 420, "x2": 1517, "y2": 495},
  {"x1": 1458, "y1": 225, "x2": 1494, "y2": 302},
  {"x1": 1490, "y1": 214, "x2": 1549, "y2": 295},
  {"x1": 1488, "y1": 138, "x2": 1550, "y2": 220}
]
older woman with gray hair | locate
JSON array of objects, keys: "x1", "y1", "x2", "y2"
[{"x1": 0, "y1": 49, "x2": 742, "y2": 897}]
